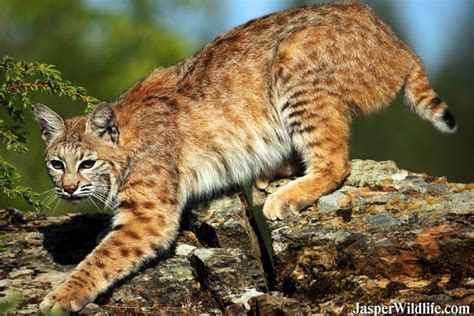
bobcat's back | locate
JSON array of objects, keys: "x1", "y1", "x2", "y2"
[{"x1": 113, "y1": 3, "x2": 455, "y2": 202}]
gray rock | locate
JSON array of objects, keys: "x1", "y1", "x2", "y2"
[
  {"x1": 345, "y1": 159, "x2": 399, "y2": 187},
  {"x1": 174, "y1": 243, "x2": 197, "y2": 257},
  {"x1": 226, "y1": 294, "x2": 312, "y2": 315},
  {"x1": 317, "y1": 191, "x2": 348, "y2": 212},
  {"x1": 192, "y1": 247, "x2": 268, "y2": 306},
  {"x1": 25, "y1": 231, "x2": 43, "y2": 241},
  {"x1": 190, "y1": 194, "x2": 261, "y2": 259},
  {"x1": 33, "y1": 271, "x2": 68, "y2": 287},
  {"x1": 100, "y1": 255, "x2": 219, "y2": 314},
  {"x1": 366, "y1": 211, "x2": 399, "y2": 226},
  {"x1": 8, "y1": 268, "x2": 34, "y2": 279}
]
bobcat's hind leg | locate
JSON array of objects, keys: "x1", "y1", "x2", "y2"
[{"x1": 263, "y1": 98, "x2": 351, "y2": 220}]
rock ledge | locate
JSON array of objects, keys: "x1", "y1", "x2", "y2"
[{"x1": 0, "y1": 160, "x2": 473, "y2": 314}]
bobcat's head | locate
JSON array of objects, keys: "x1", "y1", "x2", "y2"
[{"x1": 33, "y1": 103, "x2": 123, "y2": 207}]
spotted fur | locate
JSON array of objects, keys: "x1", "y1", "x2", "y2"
[{"x1": 34, "y1": 3, "x2": 455, "y2": 313}]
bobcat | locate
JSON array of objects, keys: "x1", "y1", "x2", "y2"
[{"x1": 35, "y1": 3, "x2": 456, "y2": 313}]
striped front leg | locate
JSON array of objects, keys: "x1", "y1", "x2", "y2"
[{"x1": 40, "y1": 181, "x2": 180, "y2": 314}]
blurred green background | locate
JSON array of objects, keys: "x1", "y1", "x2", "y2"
[{"x1": 0, "y1": 0, "x2": 472, "y2": 213}]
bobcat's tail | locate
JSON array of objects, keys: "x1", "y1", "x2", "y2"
[{"x1": 404, "y1": 61, "x2": 457, "y2": 133}]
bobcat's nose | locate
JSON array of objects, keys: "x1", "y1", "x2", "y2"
[{"x1": 63, "y1": 184, "x2": 77, "y2": 194}]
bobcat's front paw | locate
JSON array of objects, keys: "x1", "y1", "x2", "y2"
[
  {"x1": 40, "y1": 282, "x2": 94, "y2": 315},
  {"x1": 262, "y1": 192, "x2": 299, "y2": 221}
]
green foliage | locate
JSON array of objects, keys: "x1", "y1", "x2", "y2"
[
  {"x1": 0, "y1": 1, "x2": 194, "y2": 213},
  {"x1": 0, "y1": 56, "x2": 100, "y2": 211},
  {"x1": 0, "y1": 290, "x2": 22, "y2": 314},
  {"x1": 1, "y1": 56, "x2": 98, "y2": 113}
]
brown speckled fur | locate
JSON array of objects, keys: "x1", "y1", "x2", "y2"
[{"x1": 34, "y1": 3, "x2": 456, "y2": 313}]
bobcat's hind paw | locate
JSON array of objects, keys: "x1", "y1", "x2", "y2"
[
  {"x1": 262, "y1": 192, "x2": 298, "y2": 221},
  {"x1": 255, "y1": 178, "x2": 270, "y2": 190},
  {"x1": 251, "y1": 184, "x2": 267, "y2": 206}
]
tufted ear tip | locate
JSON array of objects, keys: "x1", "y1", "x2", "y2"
[
  {"x1": 33, "y1": 103, "x2": 52, "y2": 119},
  {"x1": 32, "y1": 103, "x2": 65, "y2": 145},
  {"x1": 33, "y1": 103, "x2": 46, "y2": 113},
  {"x1": 94, "y1": 101, "x2": 111, "y2": 113},
  {"x1": 86, "y1": 102, "x2": 120, "y2": 144}
]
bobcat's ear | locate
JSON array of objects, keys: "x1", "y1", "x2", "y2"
[
  {"x1": 33, "y1": 104, "x2": 66, "y2": 146},
  {"x1": 85, "y1": 102, "x2": 119, "y2": 144}
]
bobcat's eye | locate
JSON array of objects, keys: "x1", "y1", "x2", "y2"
[
  {"x1": 50, "y1": 160, "x2": 64, "y2": 170},
  {"x1": 79, "y1": 160, "x2": 96, "y2": 170}
]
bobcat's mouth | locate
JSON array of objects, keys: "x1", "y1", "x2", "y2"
[
  {"x1": 69, "y1": 196, "x2": 87, "y2": 203},
  {"x1": 60, "y1": 194, "x2": 87, "y2": 204}
]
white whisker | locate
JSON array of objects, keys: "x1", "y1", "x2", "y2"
[
  {"x1": 38, "y1": 188, "x2": 56, "y2": 196},
  {"x1": 88, "y1": 197, "x2": 103, "y2": 214},
  {"x1": 92, "y1": 195, "x2": 106, "y2": 206},
  {"x1": 51, "y1": 197, "x2": 61, "y2": 216},
  {"x1": 43, "y1": 193, "x2": 58, "y2": 208},
  {"x1": 93, "y1": 188, "x2": 118, "y2": 210}
]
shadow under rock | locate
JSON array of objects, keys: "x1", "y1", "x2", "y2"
[
  {"x1": 39, "y1": 213, "x2": 179, "y2": 306},
  {"x1": 39, "y1": 213, "x2": 112, "y2": 265},
  {"x1": 40, "y1": 213, "x2": 178, "y2": 266}
]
